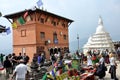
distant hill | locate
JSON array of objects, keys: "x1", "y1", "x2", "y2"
[{"x1": 69, "y1": 38, "x2": 88, "y2": 53}]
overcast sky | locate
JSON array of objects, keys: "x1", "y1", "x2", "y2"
[{"x1": 0, "y1": 0, "x2": 120, "y2": 54}]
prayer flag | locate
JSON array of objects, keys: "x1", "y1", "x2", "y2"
[
  {"x1": 18, "y1": 17, "x2": 25, "y2": 25},
  {"x1": 23, "y1": 11, "x2": 28, "y2": 19},
  {"x1": 37, "y1": 0, "x2": 43, "y2": 7},
  {"x1": 51, "y1": 70, "x2": 55, "y2": 77},
  {"x1": 53, "y1": 68, "x2": 56, "y2": 73},
  {"x1": 42, "y1": 73, "x2": 47, "y2": 80},
  {"x1": 12, "y1": 22, "x2": 17, "y2": 29},
  {"x1": 26, "y1": 16, "x2": 31, "y2": 21},
  {"x1": 5, "y1": 27, "x2": 11, "y2": 35}
]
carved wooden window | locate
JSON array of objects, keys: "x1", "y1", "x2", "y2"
[
  {"x1": 21, "y1": 29, "x2": 26, "y2": 37},
  {"x1": 53, "y1": 21, "x2": 56, "y2": 26},
  {"x1": 63, "y1": 34, "x2": 67, "y2": 40},
  {"x1": 53, "y1": 32, "x2": 58, "y2": 44},
  {"x1": 40, "y1": 18, "x2": 44, "y2": 24},
  {"x1": 40, "y1": 32, "x2": 45, "y2": 39},
  {"x1": 51, "y1": 21, "x2": 56, "y2": 26},
  {"x1": 62, "y1": 23, "x2": 66, "y2": 28}
]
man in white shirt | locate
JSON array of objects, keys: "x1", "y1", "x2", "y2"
[
  {"x1": 11, "y1": 59, "x2": 28, "y2": 80},
  {"x1": 109, "y1": 52, "x2": 118, "y2": 80}
]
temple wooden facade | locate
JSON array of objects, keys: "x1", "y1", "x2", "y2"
[{"x1": 4, "y1": 8, "x2": 73, "y2": 61}]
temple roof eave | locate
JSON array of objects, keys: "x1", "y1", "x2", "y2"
[{"x1": 4, "y1": 8, "x2": 73, "y2": 23}]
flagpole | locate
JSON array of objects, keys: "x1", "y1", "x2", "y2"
[{"x1": 77, "y1": 34, "x2": 80, "y2": 52}]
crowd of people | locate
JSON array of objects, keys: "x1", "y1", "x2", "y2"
[
  {"x1": 0, "y1": 48, "x2": 120, "y2": 80},
  {"x1": 0, "y1": 52, "x2": 29, "y2": 80},
  {"x1": 86, "y1": 49, "x2": 119, "y2": 80}
]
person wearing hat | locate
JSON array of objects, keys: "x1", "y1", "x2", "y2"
[{"x1": 10, "y1": 59, "x2": 28, "y2": 80}]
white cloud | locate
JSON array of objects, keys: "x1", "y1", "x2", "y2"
[
  {"x1": 0, "y1": 0, "x2": 120, "y2": 53},
  {"x1": 0, "y1": 0, "x2": 38, "y2": 15}
]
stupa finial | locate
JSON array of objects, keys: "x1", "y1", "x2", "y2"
[{"x1": 98, "y1": 16, "x2": 103, "y2": 25}]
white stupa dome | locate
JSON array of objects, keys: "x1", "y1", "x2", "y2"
[
  {"x1": 83, "y1": 36, "x2": 92, "y2": 48},
  {"x1": 88, "y1": 36, "x2": 92, "y2": 43},
  {"x1": 83, "y1": 16, "x2": 114, "y2": 54},
  {"x1": 96, "y1": 16, "x2": 106, "y2": 33}
]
